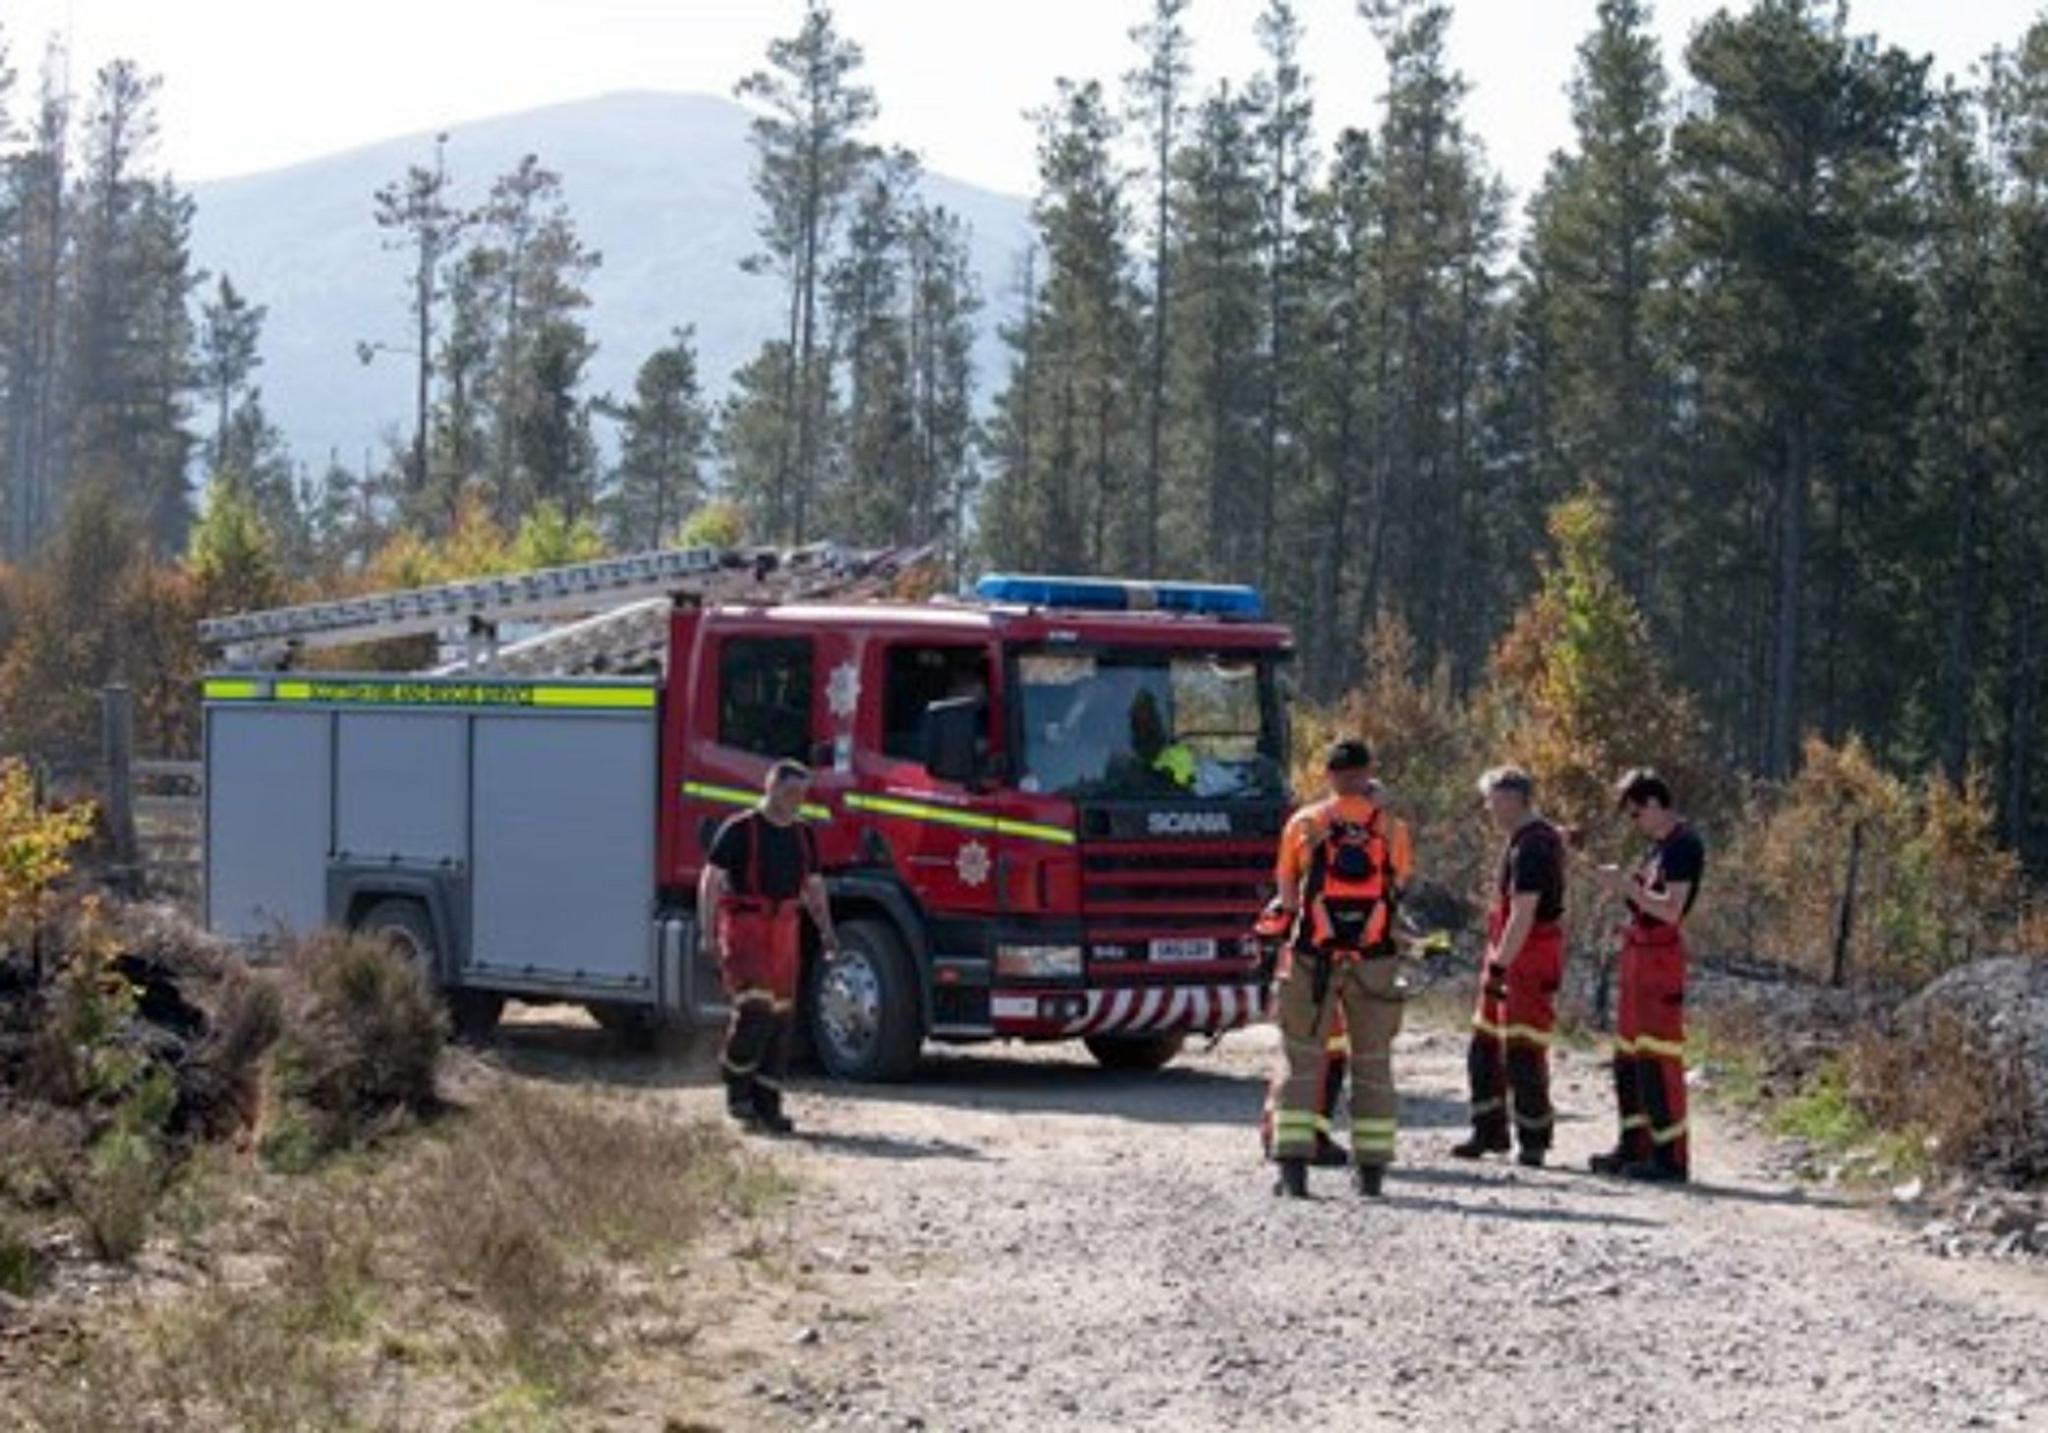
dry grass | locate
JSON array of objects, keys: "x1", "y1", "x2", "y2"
[
  {"x1": 1850, "y1": 1009, "x2": 2039, "y2": 1182},
  {"x1": 2, "y1": 1076, "x2": 790, "y2": 1428},
  {"x1": 271, "y1": 930, "x2": 447, "y2": 1156}
]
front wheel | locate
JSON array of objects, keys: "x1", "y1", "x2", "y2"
[
  {"x1": 1084, "y1": 1032, "x2": 1187, "y2": 1072},
  {"x1": 808, "y1": 919, "x2": 922, "y2": 1082}
]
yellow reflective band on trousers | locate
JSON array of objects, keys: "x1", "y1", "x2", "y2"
[
  {"x1": 1475, "y1": 1017, "x2": 1555, "y2": 1046},
  {"x1": 842, "y1": 791, "x2": 1076, "y2": 847},
  {"x1": 1651, "y1": 1119, "x2": 1690, "y2": 1146},
  {"x1": 682, "y1": 780, "x2": 832, "y2": 823},
  {"x1": 1633, "y1": 1035, "x2": 1687, "y2": 1060},
  {"x1": 1351, "y1": 1117, "x2": 1398, "y2": 1152}
]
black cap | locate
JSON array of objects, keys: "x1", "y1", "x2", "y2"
[{"x1": 1325, "y1": 738, "x2": 1373, "y2": 772}]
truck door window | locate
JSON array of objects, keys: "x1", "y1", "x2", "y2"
[
  {"x1": 882, "y1": 645, "x2": 990, "y2": 767},
  {"x1": 718, "y1": 637, "x2": 813, "y2": 761}
]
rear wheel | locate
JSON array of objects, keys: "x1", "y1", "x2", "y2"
[
  {"x1": 356, "y1": 898, "x2": 499, "y2": 1044},
  {"x1": 1084, "y1": 1032, "x2": 1187, "y2": 1072},
  {"x1": 808, "y1": 919, "x2": 922, "y2": 1082}
]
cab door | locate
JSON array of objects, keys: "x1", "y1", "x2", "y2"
[{"x1": 856, "y1": 640, "x2": 1005, "y2": 919}]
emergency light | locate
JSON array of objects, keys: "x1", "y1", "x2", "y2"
[{"x1": 974, "y1": 574, "x2": 1266, "y2": 621}]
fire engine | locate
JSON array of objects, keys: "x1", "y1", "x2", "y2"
[{"x1": 198, "y1": 545, "x2": 1292, "y2": 1080}]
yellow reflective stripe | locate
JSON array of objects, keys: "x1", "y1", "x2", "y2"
[
  {"x1": 682, "y1": 781, "x2": 831, "y2": 823},
  {"x1": 1273, "y1": 1112, "x2": 1318, "y2": 1131},
  {"x1": 203, "y1": 678, "x2": 263, "y2": 701},
  {"x1": 1502, "y1": 1024, "x2": 1555, "y2": 1047},
  {"x1": 1614, "y1": 1037, "x2": 1639, "y2": 1055},
  {"x1": 1313, "y1": 1114, "x2": 1333, "y2": 1135},
  {"x1": 260, "y1": 678, "x2": 656, "y2": 711},
  {"x1": 1651, "y1": 1119, "x2": 1690, "y2": 1146},
  {"x1": 843, "y1": 791, "x2": 1076, "y2": 847},
  {"x1": 1635, "y1": 1036, "x2": 1687, "y2": 1060},
  {"x1": 1470, "y1": 1098, "x2": 1506, "y2": 1115},
  {"x1": 1351, "y1": 1119, "x2": 1398, "y2": 1135},
  {"x1": 1472, "y1": 1017, "x2": 1506, "y2": 1037},
  {"x1": 531, "y1": 684, "x2": 655, "y2": 710},
  {"x1": 1621, "y1": 1115, "x2": 1650, "y2": 1130},
  {"x1": 1325, "y1": 1035, "x2": 1351, "y2": 1055}
]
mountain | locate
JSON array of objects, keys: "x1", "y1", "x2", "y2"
[{"x1": 188, "y1": 91, "x2": 1033, "y2": 477}]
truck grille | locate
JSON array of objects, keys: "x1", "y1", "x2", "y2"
[{"x1": 1080, "y1": 842, "x2": 1273, "y2": 932}]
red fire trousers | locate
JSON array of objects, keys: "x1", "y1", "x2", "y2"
[
  {"x1": 718, "y1": 897, "x2": 801, "y2": 1112},
  {"x1": 1614, "y1": 922, "x2": 1689, "y2": 1173},
  {"x1": 1468, "y1": 913, "x2": 1564, "y2": 1153}
]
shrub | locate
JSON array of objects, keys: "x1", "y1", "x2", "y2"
[{"x1": 272, "y1": 930, "x2": 447, "y2": 1153}]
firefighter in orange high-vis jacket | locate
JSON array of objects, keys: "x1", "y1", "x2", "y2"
[
  {"x1": 1453, "y1": 766, "x2": 1569, "y2": 1168},
  {"x1": 698, "y1": 761, "x2": 840, "y2": 1136},
  {"x1": 1265, "y1": 739, "x2": 1414, "y2": 1199}
]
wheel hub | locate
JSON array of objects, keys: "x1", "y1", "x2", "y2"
[{"x1": 818, "y1": 949, "x2": 883, "y2": 1061}]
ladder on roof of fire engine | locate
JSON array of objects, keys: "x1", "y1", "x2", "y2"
[{"x1": 200, "y1": 542, "x2": 936, "y2": 672}]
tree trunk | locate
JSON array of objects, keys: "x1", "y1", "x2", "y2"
[{"x1": 1767, "y1": 415, "x2": 1810, "y2": 778}]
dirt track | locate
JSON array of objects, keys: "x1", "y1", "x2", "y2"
[{"x1": 502, "y1": 1011, "x2": 2048, "y2": 1431}]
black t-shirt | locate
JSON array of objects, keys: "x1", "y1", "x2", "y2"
[
  {"x1": 1632, "y1": 823, "x2": 1706, "y2": 927},
  {"x1": 707, "y1": 811, "x2": 819, "y2": 900},
  {"x1": 1499, "y1": 819, "x2": 1566, "y2": 924}
]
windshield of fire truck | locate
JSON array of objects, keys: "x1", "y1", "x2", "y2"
[{"x1": 1012, "y1": 650, "x2": 1285, "y2": 802}]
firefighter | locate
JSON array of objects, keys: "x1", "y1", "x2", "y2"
[
  {"x1": 1267, "y1": 738, "x2": 1414, "y2": 1199},
  {"x1": 1453, "y1": 766, "x2": 1568, "y2": 1167},
  {"x1": 1588, "y1": 769, "x2": 1706, "y2": 1183},
  {"x1": 698, "y1": 761, "x2": 840, "y2": 1135}
]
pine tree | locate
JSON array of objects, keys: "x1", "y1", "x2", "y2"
[
  {"x1": 66, "y1": 61, "x2": 198, "y2": 551},
  {"x1": 1163, "y1": 82, "x2": 1263, "y2": 579},
  {"x1": 824, "y1": 151, "x2": 918, "y2": 542},
  {"x1": 197, "y1": 274, "x2": 264, "y2": 471},
  {"x1": 736, "y1": 0, "x2": 877, "y2": 542},
  {"x1": 1671, "y1": 0, "x2": 1929, "y2": 775},
  {"x1": 473, "y1": 154, "x2": 601, "y2": 520},
  {"x1": 904, "y1": 201, "x2": 980, "y2": 567},
  {"x1": 1125, "y1": 0, "x2": 1191, "y2": 577},
  {"x1": 604, "y1": 327, "x2": 711, "y2": 550},
  {"x1": 982, "y1": 80, "x2": 1138, "y2": 572},
  {"x1": 369, "y1": 134, "x2": 467, "y2": 501},
  {"x1": 1524, "y1": 0, "x2": 1671, "y2": 601},
  {"x1": 1250, "y1": 0, "x2": 1313, "y2": 591}
]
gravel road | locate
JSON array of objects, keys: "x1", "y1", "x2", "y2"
[{"x1": 660, "y1": 1016, "x2": 2048, "y2": 1432}]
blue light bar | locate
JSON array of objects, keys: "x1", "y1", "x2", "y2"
[{"x1": 974, "y1": 574, "x2": 1266, "y2": 621}]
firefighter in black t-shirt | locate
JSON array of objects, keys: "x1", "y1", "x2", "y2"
[
  {"x1": 1454, "y1": 766, "x2": 1569, "y2": 1167},
  {"x1": 697, "y1": 761, "x2": 840, "y2": 1135},
  {"x1": 1589, "y1": 769, "x2": 1707, "y2": 1183}
]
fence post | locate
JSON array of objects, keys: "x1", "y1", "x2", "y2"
[
  {"x1": 101, "y1": 684, "x2": 138, "y2": 893},
  {"x1": 1830, "y1": 818, "x2": 1865, "y2": 989}
]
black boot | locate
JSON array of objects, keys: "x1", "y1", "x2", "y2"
[
  {"x1": 1451, "y1": 1131, "x2": 1510, "y2": 1160},
  {"x1": 1588, "y1": 1146, "x2": 1631, "y2": 1175},
  {"x1": 1516, "y1": 1147, "x2": 1547, "y2": 1169},
  {"x1": 751, "y1": 1085, "x2": 796, "y2": 1137},
  {"x1": 1274, "y1": 1159, "x2": 1310, "y2": 1199},
  {"x1": 1354, "y1": 1163, "x2": 1386, "y2": 1199},
  {"x1": 1312, "y1": 1135, "x2": 1350, "y2": 1168},
  {"x1": 725, "y1": 1076, "x2": 761, "y2": 1129}
]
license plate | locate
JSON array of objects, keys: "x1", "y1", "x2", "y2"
[{"x1": 1149, "y1": 938, "x2": 1217, "y2": 963}]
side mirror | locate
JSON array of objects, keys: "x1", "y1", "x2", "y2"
[{"x1": 923, "y1": 697, "x2": 983, "y2": 786}]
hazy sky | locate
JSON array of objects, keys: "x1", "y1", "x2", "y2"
[{"x1": 2, "y1": 1, "x2": 2040, "y2": 206}]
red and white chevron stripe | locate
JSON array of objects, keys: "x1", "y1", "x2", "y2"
[{"x1": 1061, "y1": 983, "x2": 1268, "y2": 1036}]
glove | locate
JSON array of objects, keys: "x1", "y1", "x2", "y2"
[
  {"x1": 1253, "y1": 899, "x2": 1294, "y2": 941},
  {"x1": 1483, "y1": 962, "x2": 1510, "y2": 1001}
]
